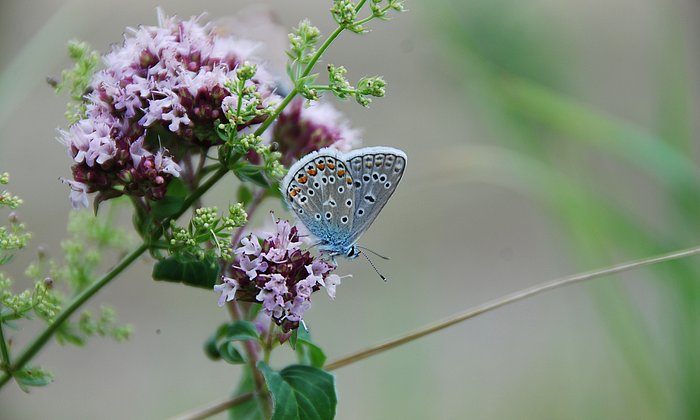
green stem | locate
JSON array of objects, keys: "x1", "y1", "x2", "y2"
[
  {"x1": 324, "y1": 244, "x2": 700, "y2": 371},
  {"x1": 253, "y1": 89, "x2": 298, "y2": 138},
  {"x1": 227, "y1": 301, "x2": 271, "y2": 418},
  {"x1": 0, "y1": 242, "x2": 147, "y2": 388},
  {"x1": 0, "y1": 166, "x2": 230, "y2": 390},
  {"x1": 263, "y1": 317, "x2": 276, "y2": 364},
  {"x1": 167, "y1": 244, "x2": 700, "y2": 420},
  {"x1": 251, "y1": 3, "x2": 364, "y2": 139},
  {"x1": 0, "y1": 315, "x2": 10, "y2": 369}
]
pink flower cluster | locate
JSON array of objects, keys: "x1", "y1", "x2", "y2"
[
  {"x1": 60, "y1": 10, "x2": 277, "y2": 208},
  {"x1": 215, "y1": 218, "x2": 343, "y2": 331}
]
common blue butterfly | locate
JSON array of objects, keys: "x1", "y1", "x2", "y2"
[{"x1": 281, "y1": 146, "x2": 407, "y2": 260}]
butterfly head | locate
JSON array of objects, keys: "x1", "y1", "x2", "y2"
[{"x1": 345, "y1": 244, "x2": 360, "y2": 259}]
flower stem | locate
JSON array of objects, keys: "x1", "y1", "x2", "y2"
[
  {"x1": 169, "y1": 243, "x2": 700, "y2": 419},
  {"x1": 324, "y1": 244, "x2": 700, "y2": 371},
  {"x1": 227, "y1": 301, "x2": 271, "y2": 418},
  {"x1": 251, "y1": 2, "x2": 366, "y2": 138},
  {"x1": 0, "y1": 166, "x2": 230, "y2": 390},
  {"x1": 0, "y1": 316, "x2": 11, "y2": 369},
  {"x1": 263, "y1": 317, "x2": 276, "y2": 364},
  {"x1": 0, "y1": 242, "x2": 148, "y2": 389}
]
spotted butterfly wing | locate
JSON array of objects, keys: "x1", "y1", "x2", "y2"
[
  {"x1": 282, "y1": 149, "x2": 356, "y2": 246},
  {"x1": 282, "y1": 146, "x2": 406, "y2": 255},
  {"x1": 343, "y1": 147, "x2": 406, "y2": 245}
]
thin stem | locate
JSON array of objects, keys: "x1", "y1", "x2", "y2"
[
  {"x1": 263, "y1": 317, "x2": 276, "y2": 364},
  {"x1": 324, "y1": 244, "x2": 700, "y2": 371},
  {"x1": 227, "y1": 301, "x2": 270, "y2": 418},
  {"x1": 250, "y1": 1, "x2": 367, "y2": 137},
  {"x1": 0, "y1": 166, "x2": 229, "y2": 390},
  {"x1": 166, "y1": 393, "x2": 254, "y2": 420},
  {"x1": 300, "y1": 26, "x2": 344, "y2": 80},
  {"x1": 0, "y1": 242, "x2": 148, "y2": 388},
  {"x1": 173, "y1": 244, "x2": 700, "y2": 419},
  {"x1": 0, "y1": 315, "x2": 10, "y2": 369}
]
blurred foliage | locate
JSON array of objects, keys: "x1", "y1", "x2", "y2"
[{"x1": 432, "y1": 0, "x2": 699, "y2": 418}]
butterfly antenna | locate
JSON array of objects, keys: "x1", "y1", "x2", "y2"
[
  {"x1": 359, "y1": 251, "x2": 388, "y2": 282},
  {"x1": 357, "y1": 246, "x2": 391, "y2": 260}
]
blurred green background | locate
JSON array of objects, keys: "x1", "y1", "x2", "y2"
[{"x1": 1, "y1": 0, "x2": 699, "y2": 418}]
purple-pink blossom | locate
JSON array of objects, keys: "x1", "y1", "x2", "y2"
[
  {"x1": 214, "y1": 218, "x2": 343, "y2": 331},
  {"x1": 59, "y1": 10, "x2": 277, "y2": 208}
]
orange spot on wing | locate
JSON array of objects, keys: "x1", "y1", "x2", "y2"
[
  {"x1": 307, "y1": 168, "x2": 317, "y2": 176},
  {"x1": 375, "y1": 161, "x2": 383, "y2": 167},
  {"x1": 298, "y1": 175, "x2": 308, "y2": 184},
  {"x1": 327, "y1": 162, "x2": 335, "y2": 170},
  {"x1": 317, "y1": 163, "x2": 326, "y2": 170},
  {"x1": 337, "y1": 169, "x2": 346, "y2": 177},
  {"x1": 346, "y1": 177, "x2": 353, "y2": 184},
  {"x1": 290, "y1": 190, "x2": 298, "y2": 197}
]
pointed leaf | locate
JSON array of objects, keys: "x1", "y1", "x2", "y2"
[
  {"x1": 152, "y1": 253, "x2": 219, "y2": 289},
  {"x1": 149, "y1": 178, "x2": 188, "y2": 220},
  {"x1": 219, "y1": 341, "x2": 245, "y2": 364},
  {"x1": 217, "y1": 320, "x2": 260, "y2": 342},
  {"x1": 14, "y1": 366, "x2": 54, "y2": 391},
  {"x1": 294, "y1": 328, "x2": 326, "y2": 368},
  {"x1": 258, "y1": 362, "x2": 337, "y2": 420}
]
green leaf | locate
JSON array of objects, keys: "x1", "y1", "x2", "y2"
[
  {"x1": 152, "y1": 253, "x2": 219, "y2": 289},
  {"x1": 217, "y1": 320, "x2": 260, "y2": 342},
  {"x1": 149, "y1": 178, "x2": 188, "y2": 220},
  {"x1": 234, "y1": 164, "x2": 270, "y2": 188},
  {"x1": 204, "y1": 334, "x2": 221, "y2": 360},
  {"x1": 14, "y1": 365, "x2": 54, "y2": 391},
  {"x1": 258, "y1": 362, "x2": 337, "y2": 420},
  {"x1": 55, "y1": 323, "x2": 86, "y2": 347},
  {"x1": 237, "y1": 184, "x2": 254, "y2": 207},
  {"x1": 219, "y1": 341, "x2": 245, "y2": 364},
  {"x1": 294, "y1": 328, "x2": 327, "y2": 368},
  {"x1": 207, "y1": 321, "x2": 260, "y2": 362}
]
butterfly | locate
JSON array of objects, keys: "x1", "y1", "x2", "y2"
[{"x1": 281, "y1": 146, "x2": 407, "y2": 261}]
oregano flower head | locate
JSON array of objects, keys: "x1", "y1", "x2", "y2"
[
  {"x1": 58, "y1": 10, "x2": 278, "y2": 208},
  {"x1": 215, "y1": 217, "x2": 344, "y2": 332}
]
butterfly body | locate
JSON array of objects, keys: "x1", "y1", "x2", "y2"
[{"x1": 281, "y1": 146, "x2": 407, "y2": 259}]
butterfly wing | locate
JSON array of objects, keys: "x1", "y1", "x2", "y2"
[
  {"x1": 344, "y1": 147, "x2": 407, "y2": 245},
  {"x1": 281, "y1": 148, "x2": 356, "y2": 246}
]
